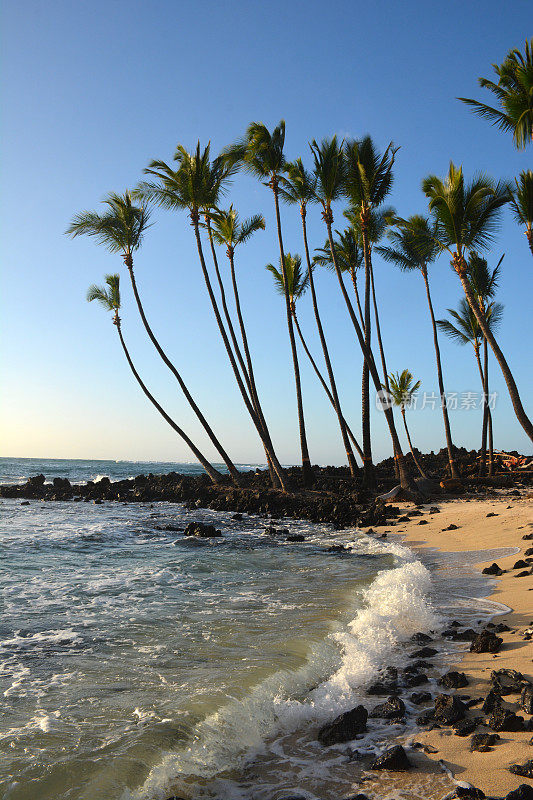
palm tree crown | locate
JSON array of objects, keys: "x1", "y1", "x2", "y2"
[
  {"x1": 466, "y1": 252, "x2": 502, "y2": 304},
  {"x1": 437, "y1": 297, "x2": 503, "y2": 347},
  {"x1": 510, "y1": 169, "x2": 533, "y2": 254},
  {"x1": 459, "y1": 39, "x2": 533, "y2": 149},
  {"x1": 266, "y1": 253, "x2": 309, "y2": 309},
  {"x1": 387, "y1": 369, "x2": 421, "y2": 409},
  {"x1": 209, "y1": 205, "x2": 265, "y2": 251},
  {"x1": 222, "y1": 121, "x2": 287, "y2": 182},
  {"x1": 279, "y1": 158, "x2": 317, "y2": 208},
  {"x1": 87, "y1": 274, "x2": 121, "y2": 318},
  {"x1": 67, "y1": 191, "x2": 150, "y2": 257},
  {"x1": 309, "y1": 136, "x2": 346, "y2": 213},
  {"x1": 344, "y1": 206, "x2": 395, "y2": 247},
  {"x1": 377, "y1": 215, "x2": 440, "y2": 271},
  {"x1": 314, "y1": 228, "x2": 363, "y2": 274},
  {"x1": 344, "y1": 136, "x2": 398, "y2": 209},
  {"x1": 422, "y1": 162, "x2": 510, "y2": 261}
]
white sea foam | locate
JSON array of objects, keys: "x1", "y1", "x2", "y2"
[{"x1": 134, "y1": 540, "x2": 438, "y2": 799}]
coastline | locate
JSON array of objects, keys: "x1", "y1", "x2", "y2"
[{"x1": 393, "y1": 494, "x2": 533, "y2": 796}]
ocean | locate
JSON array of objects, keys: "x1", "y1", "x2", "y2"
[{"x1": 0, "y1": 458, "x2": 513, "y2": 800}]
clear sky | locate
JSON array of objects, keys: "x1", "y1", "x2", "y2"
[{"x1": 1, "y1": 0, "x2": 531, "y2": 466}]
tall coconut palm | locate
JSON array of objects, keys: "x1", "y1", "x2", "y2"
[
  {"x1": 459, "y1": 38, "x2": 533, "y2": 149},
  {"x1": 136, "y1": 144, "x2": 287, "y2": 490},
  {"x1": 437, "y1": 297, "x2": 503, "y2": 474},
  {"x1": 377, "y1": 214, "x2": 460, "y2": 479},
  {"x1": 207, "y1": 205, "x2": 280, "y2": 483},
  {"x1": 223, "y1": 121, "x2": 314, "y2": 486},
  {"x1": 466, "y1": 252, "x2": 503, "y2": 474},
  {"x1": 87, "y1": 275, "x2": 224, "y2": 484},
  {"x1": 343, "y1": 136, "x2": 399, "y2": 485},
  {"x1": 511, "y1": 169, "x2": 533, "y2": 256},
  {"x1": 67, "y1": 191, "x2": 240, "y2": 484},
  {"x1": 309, "y1": 137, "x2": 415, "y2": 492},
  {"x1": 386, "y1": 370, "x2": 428, "y2": 479},
  {"x1": 422, "y1": 162, "x2": 533, "y2": 444},
  {"x1": 280, "y1": 158, "x2": 359, "y2": 476}
]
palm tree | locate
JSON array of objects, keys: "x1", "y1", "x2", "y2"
[
  {"x1": 437, "y1": 297, "x2": 503, "y2": 474},
  {"x1": 466, "y1": 252, "x2": 503, "y2": 474},
  {"x1": 280, "y1": 158, "x2": 359, "y2": 476},
  {"x1": 422, "y1": 162, "x2": 533, "y2": 445},
  {"x1": 136, "y1": 144, "x2": 287, "y2": 490},
  {"x1": 87, "y1": 275, "x2": 224, "y2": 485},
  {"x1": 67, "y1": 191, "x2": 240, "y2": 484},
  {"x1": 459, "y1": 38, "x2": 533, "y2": 149},
  {"x1": 208, "y1": 205, "x2": 280, "y2": 484},
  {"x1": 387, "y1": 370, "x2": 428, "y2": 479},
  {"x1": 377, "y1": 214, "x2": 460, "y2": 479},
  {"x1": 343, "y1": 136, "x2": 399, "y2": 486},
  {"x1": 511, "y1": 169, "x2": 533, "y2": 256},
  {"x1": 223, "y1": 121, "x2": 314, "y2": 486},
  {"x1": 309, "y1": 137, "x2": 415, "y2": 492}
]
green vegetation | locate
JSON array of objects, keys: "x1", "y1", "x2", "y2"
[{"x1": 68, "y1": 37, "x2": 533, "y2": 492}]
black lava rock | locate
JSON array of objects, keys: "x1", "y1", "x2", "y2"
[
  {"x1": 317, "y1": 705, "x2": 368, "y2": 746},
  {"x1": 287, "y1": 534, "x2": 305, "y2": 542},
  {"x1": 489, "y1": 706, "x2": 525, "y2": 732},
  {"x1": 491, "y1": 668, "x2": 525, "y2": 694},
  {"x1": 455, "y1": 787, "x2": 485, "y2": 800},
  {"x1": 509, "y1": 760, "x2": 533, "y2": 778},
  {"x1": 410, "y1": 632, "x2": 433, "y2": 645},
  {"x1": 514, "y1": 559, "x2": 529, "y2": 569},
  {"x1": 433, "y1": 693, "x2": 467, "y2": 724},
  {"x1": 369, "y1": 696, "x2": 406, "y2": 719},
  {"x1": 482, "y1": 563, "x2": 504, "y2": 575},
  {"x1": 482, "y1": 689, "x2": 503, "y2": 714},
  {"x1": 410, "y1": 691, "x2": 432, "y2": 704},
  {"x1": 410, "y1": 646, "x2": 438, "y2": 659},
  {"x1": 505, "y1": 786, "x2": 533, "y2": 800},
  {"x1": 521, "y1": 684, "x2": 533, "y2": 714},
  {"x1": 470, "y1": 630, "x2": 503, "y2": 653},
  {"x1": 470, "y1": 732, "x2": 500, "y2": 752},
  {"x1": 369, "y1": 744, "x2": 411, "y2": 771},
  {"x1": 439, "y1": 671, "x2": 469, "y2": 689},
  {"x1": 184, "y1": 522, "x2": 222, "y2": 538},
  {"x1": 454, "y1": 718, "x2": 478, "y2": 736}
]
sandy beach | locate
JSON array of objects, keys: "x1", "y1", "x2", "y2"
[{"x1": 394, "y1": 492, "x2": 533, "y2": 796}]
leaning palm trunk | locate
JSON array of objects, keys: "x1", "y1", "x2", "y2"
[
  {"x1": 124, "y1": 255, "x2": 240, "y2": 484},
  {"x1": 205, "y1": 220, "x2": 280, "y2": 488},
  {"x1": 271, "y1": 182, "x2": 314, "y2": 486},
  {"x1": 115, "y1": 318, "x2": 223, "y2": 485},
  {"x1": 300, "y1": 208, "x2": 359, "y2": 476},
  {"x1": 292, "y1": 311, "x2": 364, "y2": 462},
  {"x1": 190, "y1": 211, "x2": 288, "y2": 490},
  {"x1": 401, "y1": 409, "x2": 428, "y2": 479},
  {"x1": 454, "y1": 254, "x2": 533, "y2": 445},
  {"x1": 369, "y1": 260, "x2": 400, "y2": 481},
  {"x1": 421, "y1": 267, "x2": 460, "y2": 478},
  {"x1": 474, "y1": 340, "x2": 494, "y2": 477},
  {"x1": 360, "y1": 211, "x2": 375, "y2": 487},
  {"x1": 325, "y1": 218, "x2": 416, "y2": 492}
]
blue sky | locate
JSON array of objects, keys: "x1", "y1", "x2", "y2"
[{"x1": 1, "y1": 0, "x2": 531, "y2": 465}]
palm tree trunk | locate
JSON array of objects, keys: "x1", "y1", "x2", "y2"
[
  {"x1": 526, "y1": 226, "x2": 533, "y2": 258},
  {"x1": 292, "y1": 310, "x2": 364, "y2": 462},
  {"x1": 226, "y1": 247, "x2": 282, "y2": 488},
  {"x1": 325, "y1": 217, "x2": 416, "y2": 493},
  {"x1": 421, "y1": 267, "x2": 460, "y2": 478},
  {"x1": 124, "y1": 258, "x2": 240, "y2": 484},
  {"x1": 473, "y1": 343, "x2": 488, "y2": 476},
  {"x1": 369, "y1": 259, "x2": 400, "y2": 481},
  {"x1": 205, "y1": 220, "x2": 280, "y2": 488},
  {"x1": 114, "y1": 320, "x2": 224, "y2": 485},
  {"x1": 190, "y1": 211, "x2": 289, "y2": 491},
  {"x1": 401, "y1": 409, "x2": 428, "y2": 478},
  {"x1": 300, "y1": 207, "x2": 359, "y2": 476},
  {"x1": 360, "y1": 210, "x2": 375, "y2": 489},
  {"x1": 271, "y1": 181, "x2": 314, "y2": 487},
  {"x1": 349, "y1": 267, "x2": 365, "y2": 329},
  {"x1": 455, "y1": 254, "x2": 533, "y2": 445},
  {"x1": 485, "y1": 338, "x2": 494, "y2": 475}
]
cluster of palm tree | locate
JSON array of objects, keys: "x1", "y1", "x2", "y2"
[{"x1": 67, "y1": 38, "x2": 532, "y2": 493}]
